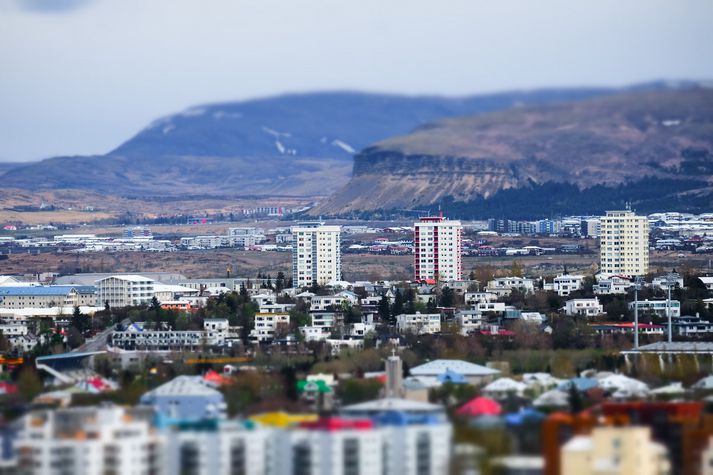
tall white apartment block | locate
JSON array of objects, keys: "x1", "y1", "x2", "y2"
[
  {"x1": 414, "y1": 216, "x2": 462, "y2": 282},
  {"x1": 292, "y1": 222, "x2": 341, "y2": 288},
  {"x1": 600, "y1": 210, "x2": 649, "y2": 278}
]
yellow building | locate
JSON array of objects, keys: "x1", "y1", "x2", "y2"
[{"x1": 561, "y1": 426, "x2": 670, "y2": 475}]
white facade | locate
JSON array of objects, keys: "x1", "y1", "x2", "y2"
[
  {"x1": 628, "y1": 299, "x2": 681, "y2": 318},
  {"x1": 594, "y1": 275, "x2": 633, "y2": 295},
  {"x1": 164, "y1": 421, "x2": 272, "y2": 475},
  {"x1": 600, "y1": 210, "x2": 649, "y2": 278},
  {"x1": 487, "y1": 277, "x2": 535, "y2": 295},
  {"x1": 544, "y1": 275, "x2": 585, "y2": 296},
  {"x1": 292, "y1": 223, "x2": 342, "y2": 288},
  {"x1": 464, "y1": 292, "x2": 497, "y2": 305},
  {"x1": 13, "y1": 406, "x2": 162, "y2": 475},
  {"x1": 250, "y1": 312, "x2": 290, "y2": 342},
  {"x1": 564, "y1": 298, "x2": 604, "y2": 317},
  {"x1": 396, "y1": 313, "x2": 441, "y2": 334},
  {"x1": 414, "y1": 217, "x2": 462, "y2": 282},
  {"x1": 96, "y1": 275, "x2": 155, "y2": 308}
]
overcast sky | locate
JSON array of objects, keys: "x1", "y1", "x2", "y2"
[{"x1": 1, "y1": 0, "x2": 712, "y2": 162}]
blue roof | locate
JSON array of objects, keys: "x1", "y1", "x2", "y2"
[
  {"x1": 0, "y1": 285, "x2": 95, "y2": 296},
  {"x1": 371, "y1": 411, "x2": 444, "y2": 427},
  {"x1": 504, "y1": 408, "x2": 545, "y2": 427},
  {"x1": 437, "y1": 368, "x2": 467, "y2": 384},
  {"x1": 558, "y1": 378, "x2": 599, "y2": 392}
]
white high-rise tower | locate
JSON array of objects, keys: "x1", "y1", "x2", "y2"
[
  {"x1": 291, "y1": 222, "x2": 341, "y2": 288},
  {"x1": 600, "y1": 210, "x2": 649, "y2": 278}
]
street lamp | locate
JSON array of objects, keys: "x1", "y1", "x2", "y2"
[{"x1": 633, "y1": 276, "x2": 643, "y2": 349}]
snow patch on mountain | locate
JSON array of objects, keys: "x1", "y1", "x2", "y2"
[{"x1": 332, "y1": 139, "x2": 356, "y2": 154}]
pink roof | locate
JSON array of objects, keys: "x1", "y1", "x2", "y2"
[
  {"x1": 300, "y1": 417, "x2": 374, "y2": 431},
  {"x1": 457, "y1": 396, "x2": 502, "y2": 417}
]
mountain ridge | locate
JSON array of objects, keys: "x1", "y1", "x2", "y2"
[{"x1": 312, "y1": 86, "x2": 713, "y2": 218}]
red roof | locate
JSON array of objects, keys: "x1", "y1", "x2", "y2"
[
  {"x1": 457, "y1": 396, "x2": 502, "y2": 417},
  {"x1": 480, "y1": 329, "x2": 515, "y2": 336},
  {"x1": 299, "y1": 417, "x2": 374, "y2": 431}
]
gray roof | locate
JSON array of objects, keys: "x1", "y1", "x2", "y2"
[
  {"x1": 55, "y1": 272, "x2": 186, "y2": 286},
  {"x1": 622, "y1": 342, "x2": 713, "y2": 354},
  {"x1": 0, "y1": 285, "x2": 94, "y2": 297},
  {"x1": 141, "y1": 375, "x2": 221, "y2": 398},
  {"x1": 410, "y1": 359, "x2": 500, "y2": 377},
  {"x1": 341, "y1": 397, "x2": 444, "y2": 413}
]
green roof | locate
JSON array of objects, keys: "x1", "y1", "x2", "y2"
[{"x1": 297, "y1": 379, "x2": 332, "y2": 393}]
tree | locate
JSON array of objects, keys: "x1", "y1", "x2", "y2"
[
  {"x1": 275, "y1": 271, "x2": 286, "y2": 291},
  {"x1": 17, "y1": 366, "x2": 43, "y2": 401},
  {"x1": 440, "y1": 286, "x2": 455, "y2": 308},
  {"x1": 378, "y1": 296, "x2": 390, "y2": 321},
  {"x1": 71, "y1": 306, "x2": 90, "y2": 335},
  {"x1": 391, "y1": 290, "x2": 404, "y2": 318}
]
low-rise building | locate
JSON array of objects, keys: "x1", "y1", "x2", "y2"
[
  {"x1": 543, "y1": 274, "x2": 585, "y2": 296},
  {"x1": 628, "y1": 299, "x2": 681, "y2": 318},
  {"x1": 0, "y1": 285, "x2": 95, "y2": 309},
  {"x1": 561, "y1": 426, "x2": 670, "y2": 475},
  {"x1": 250, "y1": 312, "x2": 290, "y2": 343},
  {"x1": 13, "y1": 406, "x2": 162, "y2": 475},
  {"x1": 564, "y1": 298, "x2": 604, "y2": 317},
  {"x1": 95, "y1": 275, "x2": 155, "y2": 308},
  {"x1": 464, "y1": 292, "x2": 498, "y2": 305},
  {"x1": 594, "y1": 275, "x2": 633, "y2": 295},
  {"x1": 672, "y1": 315, "x2": 713, "y2": 337},
  {"x1": 109, "y1": 320, "x2": 228, "y2": 351},
  {"x1": 140, "y1": 375, "x2": 226, "y2": 421},
  {"x1": 487, "y1": 277, "x2": 536, "y2": 295},
  {"x1": 396, "y1": 313, "x2": 441, "y2": 335}
]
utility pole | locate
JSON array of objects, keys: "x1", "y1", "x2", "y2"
[
  {"x1": 665, "y1": 271, "x2": 678, "y2": 344},
  {"x1": 634, "y1": 276, "x2": 642, "y2": 349}
]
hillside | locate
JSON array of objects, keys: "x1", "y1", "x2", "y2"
[
  {"x1": 0, "y1": 89, "x2": 617, "y2": 197},
  {"x1": 313, "y1": 87, "x2": 713, "y2": 218}
]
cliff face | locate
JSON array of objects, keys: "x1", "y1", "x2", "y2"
[{"x1": 314, "y1": 87, "x2": 713, "y2": 217}]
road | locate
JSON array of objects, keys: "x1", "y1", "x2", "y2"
[{"x1": 74, "y1": 318, "x2": 130, "y2": 353}]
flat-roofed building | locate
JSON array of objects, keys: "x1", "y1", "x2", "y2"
[
  {"x1": 96, "y1": 275, "x2": 155, "y2": 307},
  {"x1": 600, "y1": 210, "x2": 649, "y2": 278},
  {"x1": 292, "y1": 222, "x2": 342, "y2": 288}
]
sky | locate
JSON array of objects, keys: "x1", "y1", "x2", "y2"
[{"x1": 1, "y1": 0, "x2": 713, "y2": 162}]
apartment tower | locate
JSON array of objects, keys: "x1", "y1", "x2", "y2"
[
  {"x1": 292, "y1": 222, "x2": 341, "y2": 288},
  {"x1": 414, "y1": 215, "x2": 462, "y2": 282},
  {"x1": 600, "y1": 210, "x2": 649, "y2": 278}
]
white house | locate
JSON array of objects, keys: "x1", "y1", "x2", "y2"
[
  {"x1": 455, "y1": 310, "x2": 485, "y2": 335},
  {"x1": 249, "y1": 312, "x2": 290, "y2": 343},
  {"x1": 396, "y1": 313, "x2": 441, "y2": 334},
  {"x1": 593, "y1": 275, "x2": 632, "y2": 295},
  {"x1": 564, "y1": 298, "x2": 604, "y2": 317},
  {"x1": 487, "y1": 277, "x2": 535, "y2": 295},
  {"x1": 544, "y1": 275, "x2": 585, "y2": 296},
  {"x1": 628, "y1": 300, "x2": 681, "y2": 318},
  {"x1": 464, "y1": 292, "x2": 498, "y2": 305}
]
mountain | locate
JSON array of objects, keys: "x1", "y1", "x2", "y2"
[
  {"x1": 313, "y1": 86, "x2": 713, "y2": 219},
  {"x1": 1, "y1": 89, "x2": 622, "y2": 197}
]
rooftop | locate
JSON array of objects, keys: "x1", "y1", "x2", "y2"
[{"x1": 410, "y1": 359, "x2": 500, "y2": 377}]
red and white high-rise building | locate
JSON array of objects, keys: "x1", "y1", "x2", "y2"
[{"x1": 414, "y1": 214, "x2": 462, "y2": 282}]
